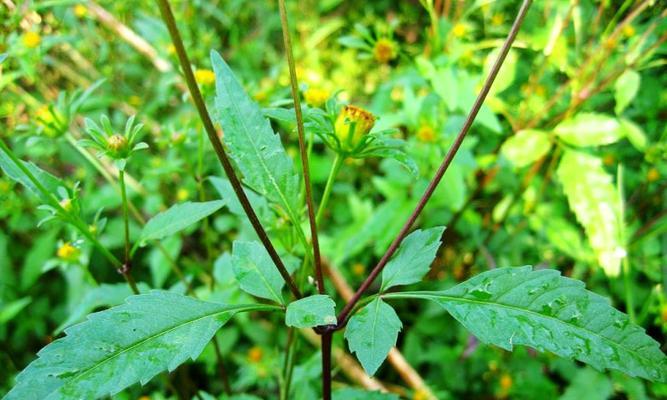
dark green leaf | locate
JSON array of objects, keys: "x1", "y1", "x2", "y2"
[{"x1": 232, "y1": 240, "x2": 287, "y2": 304}]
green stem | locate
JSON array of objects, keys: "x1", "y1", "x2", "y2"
[
  {"x1": 280, "y1": 328, "x2": 297, "y2": 400},
  {"x1": 119, "y1": 169, "x2": 131, "y2": 265},
  {"x1": 316, "y1": 154, "x2": 343, "y2": 225},
  {"x1": 618, "y1": 164, "x2": 635, "y2": 322}
]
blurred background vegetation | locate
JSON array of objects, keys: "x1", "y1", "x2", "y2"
[{"x1": 1, "y1": 0, "x2": 666, "y2": 398}]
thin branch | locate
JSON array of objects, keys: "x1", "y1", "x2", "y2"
[
  {"x1": 335, "y1": 0, "x2": 534, "y2": 328},
  {"x1": 154, "y1": 0, "x2": 301, "y2": 299},
  {"x1": 277, "y1": 0, "x2": 324, "y2": 294}
]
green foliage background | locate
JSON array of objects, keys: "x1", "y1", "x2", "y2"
[{"x1": 1, "y1": 0, "x2": 666, "y2": 399}]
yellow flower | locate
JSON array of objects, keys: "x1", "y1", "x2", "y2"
[
  {"x1": 499, "y1": 373, "x2": 513, "y2": 391},
  {"x1": 603, "y1": 154, "x2": 615, "y2": 166},
  {"x1": 390, "y1": 86, "x2": 404, "y2": 101},
  {"x1": 57, "y1": 242, "x2": 80, "y2": 262},
  {"x1": 452, "y1": 23, "x2": 467, "y2": 38},
  {"x1": 128, "y1": 95, "x2": 141, "y2": 107},
  {"x1": 176, "y1": 188, "x2": 189, "y2": 202},
  {"x1": 59, "y1": 198, "x2": 72, "y2": 212},
  {"x1": 0, "y1": 180, "x2": 11, "y2": 194},
  {"x1": 416, "y1": 125, "x2": 436, "y2": 143},
  {"x1": 107, "y1": 134, "x2": 128, "y2": 154},
  {"x1": 22, "y1": 31, "x2": 41, "y2": 48},
  {"x1": 36, "y1": 105, "x2": 65, "y2": 137},
  {"x1": 661, "y1": 304, "x2": 667, "y2": 324},
  {"x1": 194, "y1": 69, "x2": 215, "y2": 86},
  {"x1": 167, "y1": 43, "x2": 176, "y2": 55},
  {"x1": 373, "y1": 38, "x2": 397, "y2": 64},
  {"x1": 647, "y1": 168, "x2": 660, "y2": 182},
  {"x1": 491, "y1": 14, "x2": 504, "y2": 26},
  {"x1": 623, "y1": 24, "x2": 636, "y2": 38},
  {"x1": 334, "y1": 105, "x2": 376, "y2": 152},
  {"x1": 412, "y1": 388, "x2": 429, "y2": 400},
  {"x1": 247, "y1": 346, "x2": 263, "y2": 363},
  {"x1": 73, "y1": 4, "x2": 87, "y2": 18},
  {"x1": 352, "y1": 263, "x2": 365, "y2": 277},
  {"x1": 304, "y1": 87, "x2": 330, "y2": 107}
]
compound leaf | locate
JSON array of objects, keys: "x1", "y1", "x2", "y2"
[
  {"x1": 387, "y1": 267, "x2": 667, "y2": 382},
  {"x1": 345, "y1": 298, "x2": 402, "y2": 376},
  {"x1": 5, "y1": 291, "x2": 277, "y2": 400}
]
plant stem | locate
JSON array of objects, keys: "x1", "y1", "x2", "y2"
[
  {"x1": 0, "y1": 139, "x2": 139, "y2": 294},
  {"x1": 278, "y1": 0, "x2": 324, "y2": 294},
  {"x1": 321, "y1": 332, "x2": 333, "y2": 400},
  {"x1": 155, "y1": 0, "x2": 301, "y2": 299},
  {"x1": 334, "y1": 0, "x2": 533, "y2": 329},
  {"x1": 618, "y1": 164, "x2": 635, "y2": 322},
  {"x1": 316, "y1": 153, "x2": 343, "y2": 225},
  {"x1": 280, "y1": 328, "x2": 297, "y2": 400},
  {"x1": 118, "y1": 170, "x2": 131, "y2": 266}
]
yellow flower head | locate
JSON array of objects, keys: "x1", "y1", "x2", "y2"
[
  {"x1": 452, "y1": 23, "x2": 467, "y2": 38},
  {"x1": 335, "y1": 105, "x2": 375, "y2": 152},
  {"x1": 107, "y1": 134, "x2": 128, "y2": 154},
  {"x1": 22, "y1": 31, "x2": 41, "y2": 48},
  {"x1": 661, "y1": 304, "x2": 667, "y2": 324},
  {"x1": 128, "y1": 95, "x2": 141, "y2": 107},
  {"x1": 373, "y1": 38, "x2": 398, "y2": 64},
  {"x1": 352, "y1": 263, "x2": 365, "y2": 277},
  {"x1": 176, "y1": 188, "x2": 189, "y2": 202},
  {"x1": 647, "y1": 168, "x2": 660, "y2": 182},
  {"x1": 57, "y1": 242, "x2": 80, "y2": 262},
  {"x1": 623, "y1": 24, "x2": 636, "y2": 38},
  {"x1": 304, "y1": 87, "x2": 330, "y2": 107},
  {"x1": 491, "y1": 14, "x2": 504, "y2": 26},
  {"x1": 499, "y1": 373, "x2": 513, "y2": 391},
  {"x1": 59, "y1": 198, "x2": 73, "y2": 212},
  {"x1": 194, "y1": 69, "x2": 215, "y2": 86},
  {"x1": 412, "y1": 388, "x2": 430, "y2": 400},
  {"x1": 73, "y1": 4, "x2": 87, "y2": 18},
  {"x1": 247, "y1": 346, "x2": 263, "y2": 363},
  {"x1": 36, "y1": 105, "x2": 65, "y2": 137},
  {"x1": 416, "y1": 125, "x2": 436, "y2": 143}
]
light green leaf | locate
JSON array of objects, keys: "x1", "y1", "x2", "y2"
[
  {"x1": 387, "y1": 267, "x2": 667, "y2": 382},
  {"x1": 560, "y1": 368, "x2": 613, "y2": 400},
  {"x1": 555, "y1": 113, "x2": 624, "y2": 147},
  {"x1": 0, "y1": 297, "x2": 32, "y2": 324},
  {"x1": 501, "y1": 130, "x2": 552, "y2": 168},
  {"x1": 285, "y1": 295, "x2": 337, "y2": 328},
  {"x1": 619, "y1": 119, "x2": 647, "y2": 151},
  {"x1": 557, "y1": 150, "x2": 624, "y2": 276},
  {"x1": 5, "y1": 291, "x2": 278, "y2": 400},
  {"x1": 345, "y1": 298, "x2": 402, "y2": 376},
  {"x1": 0, "y1": 146, "x2": 66, "y2": 203},
  {"x1": 140, "y1": 200, "x2": 225, "y2": 243},
  {"x1": 485, "y1": 47, "x2": 518, "y2": 96},
  {"x1": 333, "y1": 388, "x2": 399, "y2": 400},
  {"x1": 380, "y1": 226, "x2": 445, "y2": 291},
  {"x1": 232, "y1": 240, "x2": 286, "y2": 304},
  {"x1": 614, "y1": 70, "x2": 640, "y2": 115},
  {"x1": 211, "y1": 51, "x2": 300, "y2": 216}
]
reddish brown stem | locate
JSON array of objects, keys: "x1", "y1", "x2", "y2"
[{"x1": 334, "y1": 0, "x2": 534, "y2": 329}]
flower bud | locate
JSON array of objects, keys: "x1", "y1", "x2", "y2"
[
  {"x1": 107, "y1": 134, "x2": 128, "y2": 156},
  {"x1": 373, "y1": 38, "x2": 397, "y2": 64},
  {"x1": 57, "y1": 242, "x2": 80, "y2": 262},
  {"x1": 334, "y1": 105, "x2": 375, "y2": 152}
]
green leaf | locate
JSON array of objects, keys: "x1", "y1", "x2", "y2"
[
  {"x1": 387, "y1": 267, "x2": 667, "y2": 382},
  {"x1": 285, "y1": 295, "x2": 337, "y2": 328},
  {"x1": 554, "y1": 113, "x2": 624, "y2": 147},
  {"x1": 619, "y1": 119, "x2": 647, "y2": 151},
  {"x1": 557, "y1": 150, "x2": 624, "y2": 276},
  {"x1": 5, "y1": 291, "x2": 277, "y2": 399},
  {"x1": 380, "y1": 226, "x2": 445, "y2": 291},
  {"x1": 140, "y1": 200, "x2": 225, "y2": 243},
  {"x1": 614, "y1": 70, "x2": 640, "y2": 115},
  {"x1": 0, "y1": 297, "x2": 32, "y2": 324},
  {"x1": 501, "y1": 130, "x2": 552, "y2": 168},
  {"x1": 561, "y1": 368, "x2": 613, "y2": 400},
  {"x1": 0, "y1": 146, "x2": 66, "y2": 203},
  {"x1": 232, "y1": 240, "x2": 287, "y2": 304},
  {"x1": 345, "y1": 298, "x2": 402, "y2": 376},
  {"x1": 484, "y1": 47, "x2": 518, "y2": 96},
  {"x1": 211, "y1": 51, "x2": 300, "y2": 217},
  {"x1": 54, "y1": 283, "x2": 149, "y2": 335},
  {"x1": 333, "y1": 388, "x2": 399, "y2": 400}
]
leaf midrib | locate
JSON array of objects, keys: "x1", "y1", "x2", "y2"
[{"x1": 50, "y1": 303, "x2": 262, "y2": 397}]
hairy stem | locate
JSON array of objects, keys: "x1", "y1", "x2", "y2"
[
  {"x1": 335, "y1": 0, "x2": 534, "y2": 328},
  {"x1": 155, "y1": 0, "x2": 301, "y2": 299}
]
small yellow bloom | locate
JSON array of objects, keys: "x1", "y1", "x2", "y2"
[
  {"x1": 73, "y1": 4, "x2": 87, "y2": 18},
  {"x1": 647, "y1": 168, "x2": 660, "y2": 182},
  {"x1": 57, "y1": 242, "x2": 80, "y2": 261},
  {"x1": 36, "y1": 106, "x2": 65, "y2": 137},
  {"x1": 534, "y1": 85, "x2": 546, "y2": 97},
  {"x1": 390, "y1": 86, "x2": 404, "y2": 101},
  {"x1": 59, "y1": 198, "x2": 72, "y2": 212},
  {"x1": 373, "y1": 38, "x2": 397, "y2": 64},
  {"x1": 247, "y1": 346, "x2": 263, "y2": 363},
  {"x1": 412, "y1": 388, "x2": 429, "y2": 400},
  {"x1": 334, "y1": 105, "x2": 376, "y2": 152},
  {"x1": 167, "y1": 43, "x2": 176, "y2": 55},
  {"x1": 176, "y1": 188, "x2": 189, "y2": 202},
  {"x1": 661, "y1": 304, "x2": 667, "y2": 324},
  {"x1": 352, "y1": 263, "x2": 365, "y2": 277},
  {"x1": 491, "y1": 14, "x2": 504, "y2": 26},
  {"x1": 107, "y1": 134, "x2": 128, "y2": 154},
  {"x1": 128, "y1": 95, "x2": 141, "y2": 107},
  {"x1": 304, "y1": 87, "x2": 330, "y2": 107},
  {"x1": 194, "y1": 69, "x2": 215, "y2": 86},
  {"x1": 452, "y1": 23, "x2": 467, "y2": 38},
  {"x1": 416, "y1": 125, "x2": 436, "y2": 143},
  {"x1": 623, "y1": 24, "x2": 636, "y2": 38},
  {"x1": 22, "y1": 31, "x2": 41, "y2": 48},
  {"x1": 499, "y1": 373, "x2": 513, "y2": 390},
  {"x1": 0, "y1": 180, "x2": 11, "y2": 194}
]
